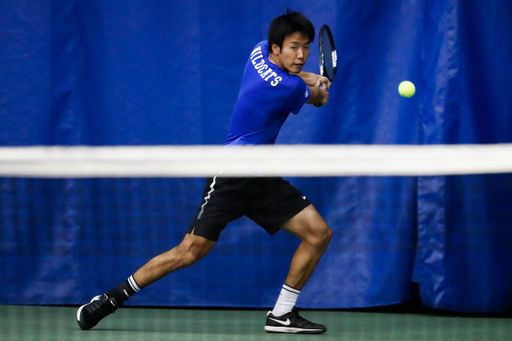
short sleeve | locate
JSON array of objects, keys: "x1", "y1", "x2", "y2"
[{"x1": 284, "y1": 77, "x2": 310, "y2": 114}]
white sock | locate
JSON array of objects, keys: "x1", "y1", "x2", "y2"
[{"x1": 271, "y1": 284, "x2": 300, "y2": 317}]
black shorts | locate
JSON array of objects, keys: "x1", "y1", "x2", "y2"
[{"x1": 187, "y1": 176, "x2": 311, "y2": 241}]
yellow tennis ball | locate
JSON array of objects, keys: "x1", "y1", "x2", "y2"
[{"x1": 398, "y1": 81, "x2": 415, "y2": 97}]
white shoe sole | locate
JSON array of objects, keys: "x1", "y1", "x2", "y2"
[{"x1": 264, "y1": 325, "x2": 324, "y2": 334}]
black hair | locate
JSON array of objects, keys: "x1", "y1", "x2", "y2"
[{"x1": 267, "y1": 8, "x2": 315, "y2": 53}]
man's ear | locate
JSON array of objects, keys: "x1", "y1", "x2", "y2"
[{"x1": 271, "y1": 44, "x2": 281, "y2": 55}]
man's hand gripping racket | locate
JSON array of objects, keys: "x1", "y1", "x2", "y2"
[{"x1": 314, "y1": 24, "x2": 337, "y2": 107}]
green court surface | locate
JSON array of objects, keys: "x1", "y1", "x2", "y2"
[{"x1": 0, "y1": 305, "x2": 510, "y2": 341}]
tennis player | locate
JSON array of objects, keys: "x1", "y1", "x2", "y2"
[{"x1": 77, "y1": 9, "x2": 331, "y2": 334}]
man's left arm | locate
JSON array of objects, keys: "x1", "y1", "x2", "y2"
[{"x1": 297, "y1": 71, "x2": 331, "y2": 90}]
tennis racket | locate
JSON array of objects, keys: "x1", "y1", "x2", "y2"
[{"x1": 315, "y1": 24, "x2": 337, "y2": 106}]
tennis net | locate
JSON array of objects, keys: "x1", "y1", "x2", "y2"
[{"x1": 2, "y1": 144, "x2": 512, "y2": 313}]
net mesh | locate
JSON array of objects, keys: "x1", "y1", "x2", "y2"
[{"x1": 1, "y1": 144, "x2": 512, "y2": 340}]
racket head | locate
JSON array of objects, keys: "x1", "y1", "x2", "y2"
[{"x1": 318, "y1": 24, "x2": 337, "y2": 82}]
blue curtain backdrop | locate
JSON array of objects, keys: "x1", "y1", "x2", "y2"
[{"x1": 1, "y1": 0, "x2": 512, "y2": 313}]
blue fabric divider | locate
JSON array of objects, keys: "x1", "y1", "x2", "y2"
[{"x1": 1, "y1": 0, "x2": 511, "y2": 312}]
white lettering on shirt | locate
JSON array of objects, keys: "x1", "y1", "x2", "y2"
[{"x1": 250, "y1": 46, "x2": 281, "y2": 87}]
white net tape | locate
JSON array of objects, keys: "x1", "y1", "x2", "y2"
[{"x1": 0, "y1": 144, "x2": 512, "y2": 178}]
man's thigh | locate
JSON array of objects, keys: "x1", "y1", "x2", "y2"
[{"x1": 279, "y1": 204, "x2": 330, "y2": 240}]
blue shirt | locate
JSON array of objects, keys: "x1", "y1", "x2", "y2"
[{"x1": 225, "y1": 41, "x2": 311, "y2": 146}]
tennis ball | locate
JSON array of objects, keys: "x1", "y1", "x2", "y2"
[{"x1": 398, "y1": 81, "x2": 415, "y2": 97}]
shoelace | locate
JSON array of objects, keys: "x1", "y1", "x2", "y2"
[
  {"x1": 86, "y1": 296, "x2": 117, "y2": 321},
  {"x1": 289, "y1": 307, "x2": 322, "y2": 328}
]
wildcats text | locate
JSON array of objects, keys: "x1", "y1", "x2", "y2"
[{"x1": 250, "y1": 46, "x2": 282, "y2": 87}]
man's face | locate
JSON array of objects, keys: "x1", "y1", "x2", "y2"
[{"x1": 271, "y1": 32, "x2": 310, "y2": 74}]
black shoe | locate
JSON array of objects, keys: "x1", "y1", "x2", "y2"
[
  {"x1": 77, "y1": 294, "x2": 119, "y2": 330},
  {"x1": 264, "y1": 307, "x2": 327, "y2": 334}
]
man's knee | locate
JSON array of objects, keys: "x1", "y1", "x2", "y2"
[
  {"x1": 312, "y1": 223, "x2": 332, "y2": 249},
  {"x1": 298, "y1": 222, "x2": 331, "y2": 250},
  {"x1": 179, "y1": 233, "x2": 215, "y2": 267},
  {"x1": 281, "y1": 205, "x2": 332, "y2": 248}
]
